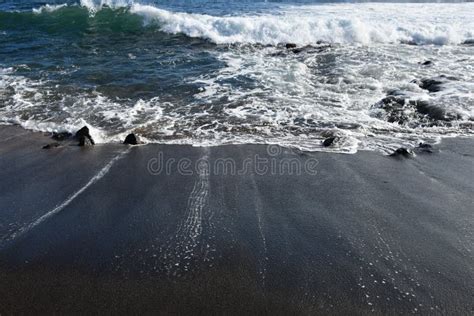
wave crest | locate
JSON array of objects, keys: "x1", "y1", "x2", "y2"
[
  {"x1": 129, "y1": 3, "x2": 474, "y2": 45},
  {"x1": 11, "y1": 2, "x2": 474, "y2": 45}
]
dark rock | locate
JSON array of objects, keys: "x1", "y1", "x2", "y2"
[
  {"x1": 123, "y1": 133, "x2": 140, "y2": 145},
  {"x1": 380, "y1": 95, "x2": 406, "y2": 106},
  {"x1": 439, "y1": 74, "x2": 459, "y2": 81},
  {"x1": 418, "y1": 142, "x2": 433, "y2": 149},
  {"x1": 75, "y1": 126, "x2": 90, "y2": 138},
  {"x1": 389, "y1": 147, "x2": 414, "y2": 158},
  {"x1": 335, "y1": 122, "x2": 361, "y2": 130},
  {"x1": 322, "y1": 136, "x2": 339, "y2": 147},
  {"x1": 78, "y1": 135, "x2": 93, "y2": 147},
  {"x1": 271, "y1": 44, "x2": 331, "y2": 57},
  {"x1": 291, "y1": 45, "x2": 328, "y2": 55},
  {"x1": 420, "y1": 60, "x2": 433, "y2": 66},
  {"x1": 415, "y1": 102, "x2": 448, "y2": 121},
  {"x1": 415, "y1": 143, "x2": 434, "y2": 154},
  {"x1": 75, "y1": 126, "x2": 95, "y2": 146},
  {"x1": 401, "y1": 40, "x2": 418, "y2": 46},
  {"x1": 52, "y1": 132, "x2": 72, "y2": 141},
  {"x1": 412, "y1": 78, "x2": 444, "y2": 93},
  {"x1": 373, "y1": 75, "x2": 463, "y2": 126},
  {"x1": 374, "y1": 95, "x2": 410, "y2": 124},
  {"x1": 269, "y1": 51, "x2": 286, "y2": 57},
  {"x1": 42, "y1": 142, "x2": 61, "y2": 149},
  {"x1": 419, "y1": 79, "x2": 444, "y2": 92},
  {"x1": 372, "y1": 92, "x2": 453, "y2": 126}
]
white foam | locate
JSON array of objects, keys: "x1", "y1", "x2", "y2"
[
  {"x1": 0, "y1": 68, "x2": 165, "y2": 144},
  {"x1": 0, "y1": 67, "x2": 13, "y2": 75},
  {"x1": 130, "y1": 3, "x2": 474, "y2": 45},
  {"x1": 33, "y1": 4, "x2": 68, "y2": 14},
  {"x1": 26, "y1": 1, "x2": 474, "y2": 45},
  {"x1": 80, "y1": 0, "x2": 133, "y2": 12}
]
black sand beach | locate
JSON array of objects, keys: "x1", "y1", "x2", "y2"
[{"x1": 0, "y1": 125, "x2": 473, "y2": 314}]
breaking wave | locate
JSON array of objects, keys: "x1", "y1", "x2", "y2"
[
  {"x1": 129, "y1": 3, "x2": 474, "y2": 45},
  {"x1": 1, "y1": 1, "x2": 473, "y2": 45}
]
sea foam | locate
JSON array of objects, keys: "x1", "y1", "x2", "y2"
[
  {"x1": 128, "y1": 3, "x2": 474, "y2": 45},
  {"x1": 32, "y1": 4, "x2": 68, "y2": 14},
  {"x1": 29, "y1": 1, "x2": 474, "y2": 45}
]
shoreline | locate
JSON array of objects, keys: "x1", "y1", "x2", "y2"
[
  {"x1": 0, "y1": 124, "x2": 473, "y2": 314},
  {"x1": 0, "y1": 122, "x2": 466, "y2": 155}
]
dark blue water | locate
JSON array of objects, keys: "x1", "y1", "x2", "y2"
[{"x1": 1, "y1": 5, "x2": 213, "y2": 99}]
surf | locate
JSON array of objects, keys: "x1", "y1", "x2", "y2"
[
  {"x1": 1, "y1": 2, "x2": 473, "y2": 45},
  {"x1": 129, "y1": 2, "x2": 474, "y2": 45}
]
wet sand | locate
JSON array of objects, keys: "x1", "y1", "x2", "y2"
[{"x1": 0, "y1": 125, "x2": 473, "y2": 314}]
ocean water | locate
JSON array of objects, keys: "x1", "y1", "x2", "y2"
[{"x1": 0, "y1": 0, "x2": 473, "y2": 153}]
